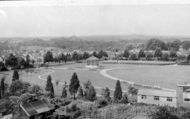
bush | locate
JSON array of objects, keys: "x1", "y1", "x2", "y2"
[
  {"x1": 96, "y1": 98, "x2": 108, "y2": 108},
  {"x1": 150, "y1": 106, "x2": 178, "y2": 119}
]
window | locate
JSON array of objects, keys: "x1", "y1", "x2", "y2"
[
  {"x1": 154, "y1": 96, "x2": 159, "y2": 101},
  {"x1": 167, "y1": 97, "x2": 172, "y2": 102},
  {"x1": 141, "y1": 95, "x2": 147, "y2": 99},
  {"x1": 184, "y1": 98, "x2": 190, "y2": 102}
]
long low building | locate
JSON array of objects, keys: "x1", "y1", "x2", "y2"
[
  {"x1": 137, "y1": 89, "x2": 177, "y2": 107},
  {"x1": 138, "y1": 83, "x2": 190, "y2": 107}
]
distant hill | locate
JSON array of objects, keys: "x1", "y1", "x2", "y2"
[{"x1": 0, "y1": 35, "x2": 190, "y2": 51}]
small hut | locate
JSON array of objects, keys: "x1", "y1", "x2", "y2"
[{"x1": 86, "y1": 56, "x2": 99, "y2": 68}]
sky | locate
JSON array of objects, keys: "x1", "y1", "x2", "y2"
[{"x1": 0, "y1": 0, "x2": 190, "y2": 37}]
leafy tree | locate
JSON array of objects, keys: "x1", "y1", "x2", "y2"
[
  {"x1": 129, "y1": 53, "x2": 137, "y2": 60},
  {"x1": 162, "y1": 53, "x2": 169, "y2": 61},
  {"x1": 44, "y1": 51, "x2": 54, "y2": 63},
  {"x1": 9, "y1": 80, "x2": 23, "y2": 94},
  {"x1": 167, "y1": 40, "x2": 181, "y2": 51},
  {"x1": 5, "y1": 53, "x2": 18, "y2": 68},
  {"x1": 45, "y1": 75, "x2": 54, "y2": 98},
  {"x1": 17, "y1": 57, "x2": 26, "y2": 68},
  {"x1": 114, "y1": 80, "x2": 122, "y2": 102},
  {"x1": 72, "y1": 51, "x2": 79, "y2": 61},
  {"x1": 146, "y1": 39, "x2": 168, "y2": 50},
  {"x1": 181, "y1": 41, "x2": 190, "y2": 50},
  {"x1": 101, "y1": 87, "x2": 111, "y2": 101},
  {"x1": 62, "y1": 84, "x2": 67, "y2": 98},
  {"x1": 77, "y1": 86, "x2": 83, "y2": 98},
  {"x1": 123, "y1": 49, "x2": 130, "y2": 59},
  {"x1": 98, "y1": 50, "x2": 108, "y2": 58},
  {"x1": 83, "y1": 52, "x2": 90, "y2": 59},
  {"x1": 92, "y1": 51, "x2": 98, "y2": 57},
  {"x1": 31, "y1": 84, "x2": 41, "y2": 94},
  {"x1": 83, "y1": 80, "x2": 92, "y2": 97},
  {"x1": 0, "y1": 62, "x2": 7, "y2": 71},
  {"x1": 69, "y1": 72, "x2": 80, "y2": 99},
  {"x1": 12, "y1": 70, "x2": 19, "y2": 81},
  {"x1": 26, "y1": 54, "x2": 30, "y2": 67},
  {"x1": 0, "y1": 77, "x2": 5, "y2": 98},
  {"x1": 86, "y1": 85, "x2": 96, "y2": 101},
  {"x1": 146, "y1": 53, "x2": 153, "y2": 61},
  {"x1": 138, "y1": 49, "x2": 146, "y2": 59},
  {"x1": 154, "y1": 48, "x2": 162, "y2": 58},
  {"x1": 128, "y1": 86, "x2": 138, "y2": 96},
  {"x1": 170, "y1": 50, "x2": 177, "y2": 57},
  {"x1": 121, "y1": 93, "x2": 129, "y2": 104}
]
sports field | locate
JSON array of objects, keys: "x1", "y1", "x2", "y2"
[{"x1": 1, "y1": 63, "x2": 190, "y2": 96}]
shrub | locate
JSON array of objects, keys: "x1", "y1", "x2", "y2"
[{"x1": 96, "y1": 98, "x2": 108, "y2": 108}]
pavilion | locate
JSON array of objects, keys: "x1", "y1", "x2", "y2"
[{"x1": 86, "y1": 56, "x2": 99, "y2": 68}]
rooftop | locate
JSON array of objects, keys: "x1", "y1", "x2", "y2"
[
  {"x1": 138, "y1": 89, "x2": 176, "y2": 98},
  {"x1": 20, "y1": 99, "x2": 54, "y2": 117}
]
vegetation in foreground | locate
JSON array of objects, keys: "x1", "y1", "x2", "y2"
[{"x1": 0, "y1": 70, "x2": 190, "y2": 119}]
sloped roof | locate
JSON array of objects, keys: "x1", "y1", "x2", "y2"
[
  {"x1": 138, "y1": 89, "x2": 176, "y2": 98},
  {"x1": 86, "y1": 56, "x2": 99, "y2": 60},
  {"x1": 20, "y1": 99, "x2": 54, "y2": 117}
]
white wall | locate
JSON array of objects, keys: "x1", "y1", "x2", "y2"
[{"x1": 137, "y1": 95, "x2": 177, "y2": 107}]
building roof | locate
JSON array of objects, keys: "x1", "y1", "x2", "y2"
[
  {"x1": 20, "y1": 99, "x2": 54, "y2": 117},
  {"x1": 138, "y1": 89, "x2": 176, "y2": 98},
  {"x1": 86, "y1": 56, "x2": 99, "y2": 60}
]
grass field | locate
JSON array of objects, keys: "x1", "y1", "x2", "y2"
[{"x1": 1, "y1": 63, "x2": 189, "y2": 96}]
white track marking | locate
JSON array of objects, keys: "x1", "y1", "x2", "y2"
[{"x1": 100, "y1": 68, "x2": 175, "y2": 92}]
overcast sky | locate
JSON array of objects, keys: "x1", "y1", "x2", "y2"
[{"x1": 0, "y1": 2, "x2": 190, "y2": 37}]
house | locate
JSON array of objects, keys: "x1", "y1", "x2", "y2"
[
  {"x1": 177, "y1": 83, "x2": 190, "y2": 107},
  {"x1": 137, "y1": 89, "x2": 177, "y2": 107},
  {"x1": 20, "y1": 99, "x2": 55, "y2": 119}
]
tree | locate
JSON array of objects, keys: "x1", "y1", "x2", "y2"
[
  {"x1": 62, "y1": 86, "x2": 67, "y2": 98},
  {"x1": 98, "y1": 50, "x2": 108, "y2": 59},
  {"x1": 146, "y1": 53, "x2": 153, "y2": 61},
  {"x1": 17, "y1": 57, "x2": 26, "y2": 68},
  {"x1": 154, "y1": 48, "x2": 162, "y2": 59},
  {"x1": 83, "y1": 52, "x2": 90, "y2": 59},
  {"x1": 114, "y1": 80, "x2": 122, "y2": 102},
  {"x1": 69, "y1": 72, "x2": 80, "y2": 99},
  {"x1": 128, "y1": 86, "x2": 138, "y2": 96},
  {"x1": 86, "y1": 85, "x2": 96, "y2": 101},
  {"x1": 162, "y1": 53, "x2": 169, "y2": 61},
  {"x1": 5, "y1": 53, "x2": 18, "y2": 68},
  {"x1": 101, "y1": 87, "x2": 111, "y2": 101},
  {"x1": 31, "y1": 84, "x2": 41, "y2": 94},
  {"x1": 146, "y1": 39, "x2": 168, "y2": 50},
  {"x1": 121, "y1": 93, "x2": 128, "y2": 104},
  {"x1": 9, "y1": 80, "x2": 24, "y2": 94},
  {"x1": 167, "y1": 40, "x2": 181, "y2": 51},
  {"x1": 169, "y1": 50, "x2": 177, "y2": 59},
  {"x1": 77, "y1": 86, "x2": 83, "y2": 98},
  {"x1": 26, "y1": 54, "x2": 30, "y2": 67},
  {"x1": 44, "y1": 51, "x2": 54, "y2": 63},
  {"x1": 129, "y1": 53, "x2": 137, "y2": 60},
  {"x1": 92, "y1": 51, "x2": 98, "y2": 57},
  {"x1": 45, "y1": 75, "x2": 54, "y2": 98},
  {"x1": 72, "y1": 51, "x2": 79, "y2": 61},
  {"x1": 83, "y1": 80, "x2": 92, "y2": 97},
  {"x1": 138, "y1": 49, "x2": 146, "y2": 59},
  {"x1": 0, "y1": 77, "x2": 5, "y2": 98},
  {"x1": 12, "y1": 70, "x2": 19, "y2": 81},
  {"x1": 123, "y1": 49, "x2": 130, "y2": 59}
]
